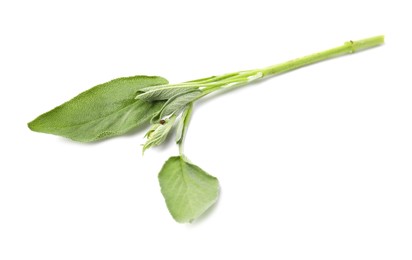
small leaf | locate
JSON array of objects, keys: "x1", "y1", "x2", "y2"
[
  {"x1": 159, "y1": 90, "x2": 200, "y2": 119},
  {"x1": 149, "y1": 90, "x2": 200, "y2": 124},
  {"x1": 28, "y1": 76, "x2": 168, "y2": 142},
  {"x1": 142, "y1": 116, "x2": 176, "y2": 153},
  {"x1": 158, "y1": 156, "x2": 219, "y2": 223}
]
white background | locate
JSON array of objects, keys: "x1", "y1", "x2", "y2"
[{"x1": 1, "y1": 0, "x2": 411, "y2": 259}]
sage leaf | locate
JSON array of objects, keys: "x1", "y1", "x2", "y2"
[
  {"x1": 28, "y1": 76, "x2": 168, "y2": 142},
  {"x1": 142, "y1": 116, "x2": 176, "y2": 153},
  {"x1": 158, "y1": 156, "x2": 219, "y2": 223},
  {"x1": 158, "y1": 91, "x2": 201, "y2": 119},
  {"x1": 147, "y1": 89, "x2": 200, "y2": 123}
]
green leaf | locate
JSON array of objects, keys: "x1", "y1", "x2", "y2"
[
  {"x1": 150, "y1": 90, "x2": 199, "y2": 123},
  {"x1": 158, "y1": 156, "x2": 219, "y2": 223},
  {"x1": 28, "y1": 75, "x2": 168, "y2": 142},
  {"x1": 142, "y1": 116, "x2": 176, "y2": 153},
  {"x1": 159, "y1": 91, "x2": 200, "y2": 119}
]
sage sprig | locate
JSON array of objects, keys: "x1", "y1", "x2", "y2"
[{"x1": 28, "y1": 36, "x2": 384, "y2": 223}]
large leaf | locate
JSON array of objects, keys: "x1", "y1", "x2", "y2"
[
  {"x1": 158, "y1": 156, "x2": 219, "y2": 223},
  {"x1": 28, "y1": 75, "x2": 168, "y2": 142}
]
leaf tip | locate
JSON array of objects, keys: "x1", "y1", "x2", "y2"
[{"x1": 27, "y1": 118, "x2": 41, "y2": 132}]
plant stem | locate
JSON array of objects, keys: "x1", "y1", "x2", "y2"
[
  {"x1": 179, "y1": 140, "x2": 184, "y2": 155},
  {"x1": 177, "y1": 103, "x2": 193, "y2": 156},
  {"x1": 195, "y1": 35, "x2": 384, "y2": 99},
  {"x1": 260, "y1": 35, "x2": 384, "y2": 77},
  {"x1": 179, "y1": 36, "x2": 383, "y2": 152}
]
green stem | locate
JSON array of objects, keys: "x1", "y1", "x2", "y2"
[
  {"x1": 179, "y1": 140, "x2": 184, "y2": 155},
  {"x1": 196, "y1": 35, "x2": 384, "y2": 97},
  {"x1": 154, "y1": 36, "x2": 383, "y2": 153},
  {"x1": 260, "y1": 35, "x2": 384, "y2": 77},
  {"x1": 177, "y1": 103, "x2": 193, "y2": 156}
]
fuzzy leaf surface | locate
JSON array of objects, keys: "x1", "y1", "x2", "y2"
[
  {"x1": 158, "y1": 156, "x2": 219, "y2": 223},
  {"x1": 28, "y1": 76, "x2": 168, "y2": 142},
  {"x1": 159, "y1": 91, "x2": 200, "y2": 119},
  {"x1": 143, "y1": 116, "x2": 176, "y2": 153}
]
